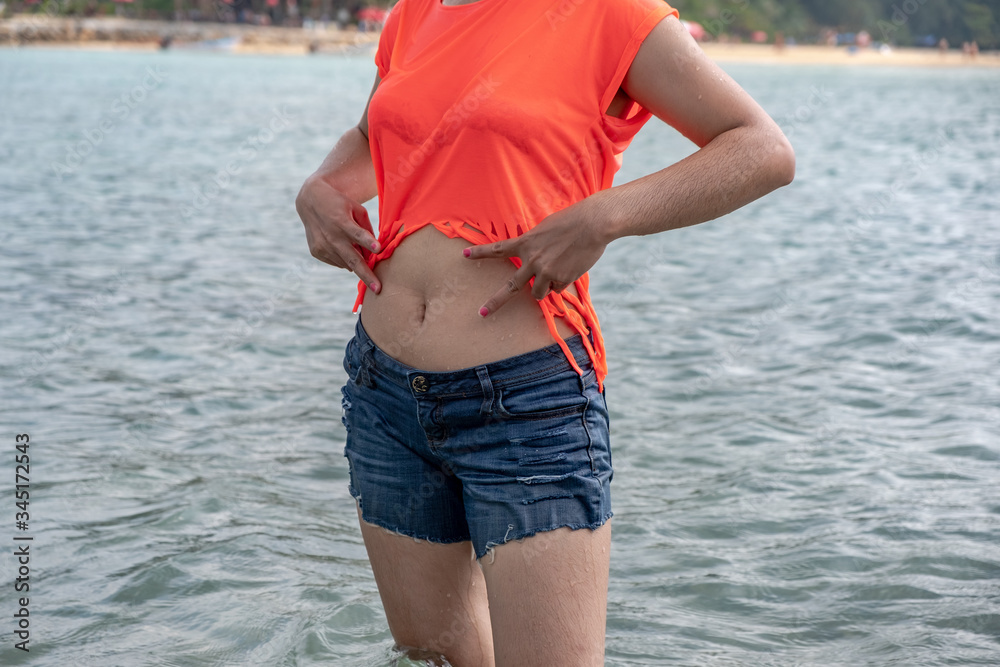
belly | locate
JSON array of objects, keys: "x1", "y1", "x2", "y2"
[{"x1": 359, "y1": 225, "x2": 580, "y2": 371}]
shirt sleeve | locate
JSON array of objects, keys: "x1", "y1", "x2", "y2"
[
  {"x1": 374, "y1": 0, "x2": 405, "y2": 79},
  {"x1": 596, "y1": 0, "x2": 680, "y2": 115}
]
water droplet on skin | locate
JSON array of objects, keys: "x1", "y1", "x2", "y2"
[{"x1": 698, "y1": 95, "x2": 703, "y2": 100}]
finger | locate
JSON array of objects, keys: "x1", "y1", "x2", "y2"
[
  {"x1": 537, "y1": 278, "x2": 573, "y2": 299},
  {"x1": 351, "y1": 202, "x2": 380, "y2": 253},
  {"x1": 342, "y1": 246, "x2": 381, "y2": 293},
  {"x1": 480, "y1": 264, "x2": 533, "y2": 317},
  {"x1": 463, "y1": 237, "x2": 518, "y2": 260},
  {"x1": 532, "y1": 277, "x2": 559, "y2": 300},
  {"x1": 309, "y1": 215, "x2": 381, "y2": 292}
]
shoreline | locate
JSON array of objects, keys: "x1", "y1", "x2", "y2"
[
  {"x1": 701, "y1": 42, "x2": 1000, "y2": 68},
  {"x1": 2, "y1": 16, "x2": 999, "y2": 66},
  {"x1": 0, "y1": 16, "x2": 379, "y2": 55}
]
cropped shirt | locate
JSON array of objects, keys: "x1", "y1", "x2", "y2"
[{"x1": 355, "y1": 0, "x2": 680, "y2": 390}]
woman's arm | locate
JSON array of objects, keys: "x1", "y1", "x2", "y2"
[
  {"x1": 295, "y1": 75, "x2": 384, "y2": 293},
  {"x1": 596, "y1": 16, "x2": 795, "y2": 241},
  {"x1": 466, "y1": 16, "x2": 795, "y2": 315}
]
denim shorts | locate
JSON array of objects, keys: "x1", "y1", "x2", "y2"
[{"x1": 341, "y1": 316, "x2": 613, "y2": 560}]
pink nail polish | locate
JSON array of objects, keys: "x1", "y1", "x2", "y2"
[
  {"x1": 370, "y1": 242, "x2": 379, "y2": 252},
  {"x1": 370, "y1": 282, "x2": 379, "y2": 292},
  {"x1": 479, "y1": 306, "x2": 489, "y2": 317},
  {"x1": 463, "y1": 248, "x2": 471, "y2": 258}
]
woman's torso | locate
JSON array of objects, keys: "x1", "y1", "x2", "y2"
[
  {"x1": 356, "y1": 0, "x2": 676, "y2": 374},
  {"x1": 359, "y1": 226, "x2": 579, "y2": 371}
]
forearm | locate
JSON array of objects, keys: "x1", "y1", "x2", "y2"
[
  {"x1": 595, "y1": 122, "x2": 795, "y2": 243},
  {"x1": 309, "y1": 125, "x2": 379, "y2": 205}
]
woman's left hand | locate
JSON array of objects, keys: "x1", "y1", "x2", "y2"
[{"x1": 463, "y1": 196, "x2": 612, "y2": 316}]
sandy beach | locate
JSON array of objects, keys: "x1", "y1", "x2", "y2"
[
  {"x1": 3, "y1": 15, "x2": 999, "y2": 65},
  {"x1": 701, "y1": 42, "x2": 1000, "y2": 68}
]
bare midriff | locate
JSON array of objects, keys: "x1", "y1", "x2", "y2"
[{"x1": 359, "y1": 225, "x2": 580, "y2": 371}]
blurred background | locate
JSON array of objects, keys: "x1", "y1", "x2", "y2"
[{"x1": 1, "y1": 0, "x2": 999, "y2": 53}]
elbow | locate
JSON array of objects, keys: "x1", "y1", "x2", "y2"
[{"x1": 770, "y1": 133, "x2": 796, "y2": 188}]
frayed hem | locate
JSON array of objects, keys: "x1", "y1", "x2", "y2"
[
  {"x1": 476, "y1": 510, "x2": 613, "y2": 561},
  {"x1": 356, "y1": 512, "x2": 471, "y2": 548}
]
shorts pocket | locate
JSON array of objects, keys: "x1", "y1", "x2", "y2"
[
  {"x1": 342, "y1": 336, "x2": 361, "y2": 383},
  {"x1": 494, "y1": 366, "x2": 595, "y2": 421}
]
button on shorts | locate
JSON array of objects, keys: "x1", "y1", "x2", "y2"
[{"x1": 341, "y1": 316, "x2": 613, "y2": 560}]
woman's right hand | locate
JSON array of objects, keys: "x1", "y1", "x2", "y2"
[{"x1": 295, "y1": 174, "x2": 382, "y2": 293}]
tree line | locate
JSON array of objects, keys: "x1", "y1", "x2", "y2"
[
  {"x1": 8, "y1": 0, "x2": 999, "y2": 48},
  {"x1": 672, "y1": 0, "x2": 999, "y2": 48}
]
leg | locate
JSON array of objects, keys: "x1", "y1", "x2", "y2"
[
  {"x1": 479, "y1": 521, "x2": 612, "y2": 667},
  {"x1": 357, "y1": 507, "x2": 495, "y2": 666}
]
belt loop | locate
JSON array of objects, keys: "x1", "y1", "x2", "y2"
[
  {"x1": 358, "y1": 340, "x2": 377, "y2": 389},
  {"x1": 476, "y1": 366, "x2": 494, "y2": 418}
]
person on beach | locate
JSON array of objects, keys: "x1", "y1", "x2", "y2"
[{"x1": 295, "y1": 0, "x2": 794, "y2": 664}]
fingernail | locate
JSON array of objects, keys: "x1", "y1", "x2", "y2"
[
  {"x1": 463, "y1": 248, "x2": 471, "y2": 258},
  {"x1": 479, "y1": 306, "x2": 489, "y2": 317},
  {"x1": 370, "y1": 242, "x2": 379, "y2": 252},
  {"x1": 370, "y1": 282, "x2": 379, "y2": 292}
]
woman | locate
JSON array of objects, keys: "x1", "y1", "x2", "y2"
[{"x1": 296, "y1": 0, "x2": 794, "y2": 663}]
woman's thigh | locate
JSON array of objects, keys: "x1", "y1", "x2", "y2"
[
  {"x1": 479, "y1": 521, "x2": 612, "y2": 667},
  {"x1": 355, "y1": 507, "x2": 495, "y2": 665}
]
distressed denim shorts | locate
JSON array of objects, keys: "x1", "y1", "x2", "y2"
[{"x1": 341, "y1": 316, "x2": 613, "y2": 560}]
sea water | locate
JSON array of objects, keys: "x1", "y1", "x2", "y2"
[{"x1": 0, "y1": 48, "x2": 998, "y2": 666}]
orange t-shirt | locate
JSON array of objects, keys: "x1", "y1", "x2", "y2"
[{"x1": 357, "y1": 0, "x2": 679, "y2": 390}]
